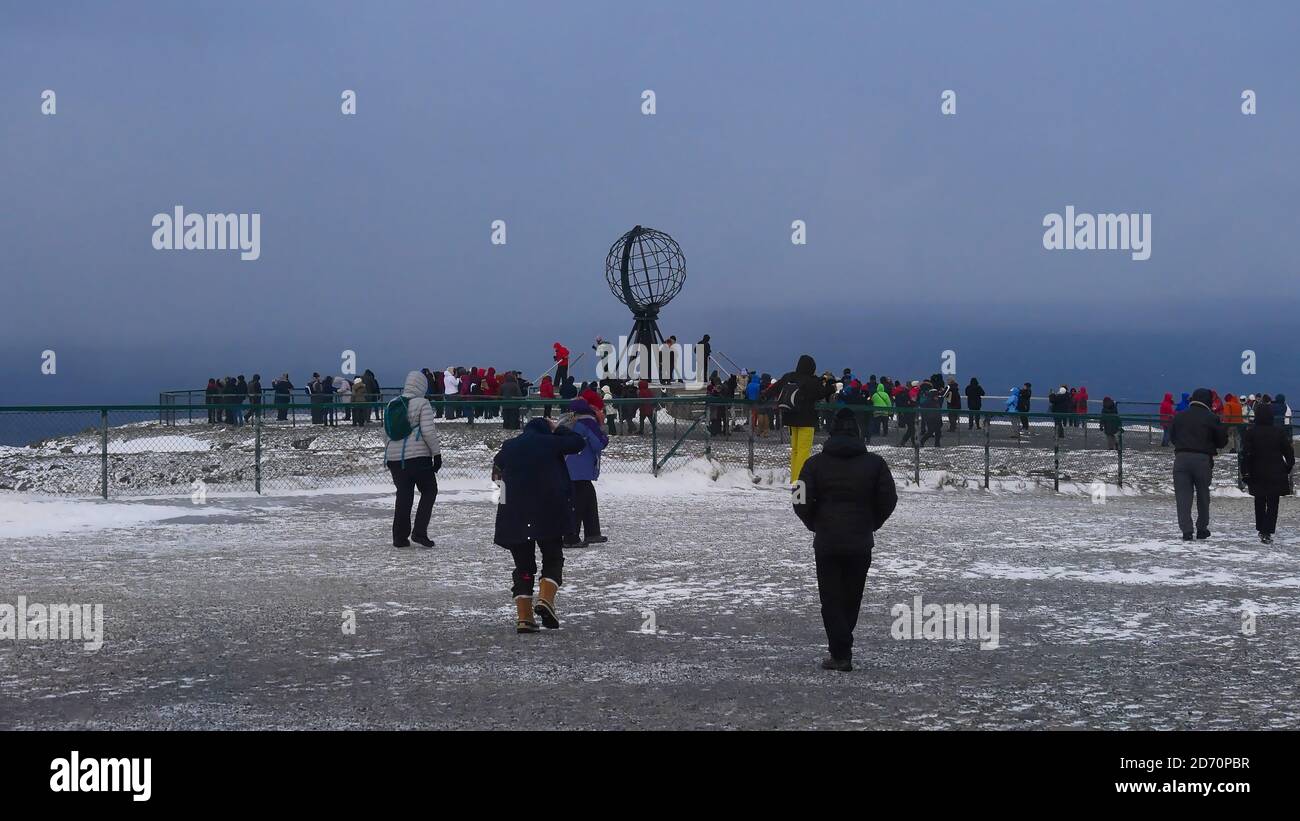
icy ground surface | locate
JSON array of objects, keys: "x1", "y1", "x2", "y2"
[{"x1": 2, "y1": 470, "x2": 1298, "y2": 729}]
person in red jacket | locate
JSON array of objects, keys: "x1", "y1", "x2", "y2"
[
  {"x1": 1074, "y1": 385, "x2": 1089, "y2": 429},
  {"x1": 1159, "y1": 392, "x2": 1175, "y2": 447},
  {"x1": 637, "y1": 379, "x2": 655, "y2": 435},
  {"x1": 553, "y1": 342, "x2": 570, "y2": 385},
  {"x1": 539, "y1": 374, "x2": 556, "y2": 418}
]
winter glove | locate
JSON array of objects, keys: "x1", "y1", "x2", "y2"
[{"x1": 433, "y1": 454, "x2": 442, "y2": 473}]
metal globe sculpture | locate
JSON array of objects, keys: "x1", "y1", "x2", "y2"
[{"x1": 604, "y1": 225, "x2": 686, "y2": 351}]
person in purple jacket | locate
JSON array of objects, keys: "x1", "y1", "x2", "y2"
[{"x1": 563, "y1": 398, "x2": 610, "y2": 547}]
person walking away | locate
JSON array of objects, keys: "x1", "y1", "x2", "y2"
[
  {"x1": 1241, "y1": 403, "x2": 1295, "y2": 544},
  {"x1": 492, "y1": 417, "x2": 586, "y2": 632},
  {"x1": 965, "y1": 377, "x2": 985, "y2": 430},
  {"x1": 383, "y1": 370, "x2": 442, "y2": 548},
  {"x1": 1170, "y1": 388, "x2": 1228, "y2": 541},
  {"x1": 793, "y1": 408, "x2": 897, "y2": 672},
  {"x1": 768, "y1": 354, "x2": 822, "y2": 483},
  {"x1": 562, "y1": 398, "x2": 609, "y2": 547},
  {"x1": 871, "y1": 380, "x2": 892, "y2": 437},
  {"x1": 499, "y1": 370, "x2": 522, "y2": 430},
  {"x1": 1222, "y1": 392, "x2": 1244, "y2": 453},
  {"x1": 1100, "y1": 397, "x2": 1121, "y2": 450},
  {"x1": 945, "y1": 378, "x2": 961, "y2": 432}
]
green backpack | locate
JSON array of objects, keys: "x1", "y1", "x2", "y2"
[{"x1": 384, "y1": 396, "x2": 417, "y2": 441}]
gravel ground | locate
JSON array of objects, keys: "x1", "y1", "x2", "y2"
[{"x1": 1, "y1": 473, "x2": 1298, "y2": 730}]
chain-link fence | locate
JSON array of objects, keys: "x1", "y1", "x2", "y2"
[{"x1": 0, "y1": 399, "x2": 1265, "y2": 498}]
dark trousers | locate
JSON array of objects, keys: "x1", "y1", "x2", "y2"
[
  {"x1": 387, "y1": 457, "x2": 437, "y2": 543},
  {"x1": 898, "y1": 419, "x2": 915, "y2": 446},
  {"x1": 508, "y1": 538, "x2": 564, "y2": 597},
  {"x1": 968, "y1": 410, "x2": 981, "y2": 429},
  {"x1": 815, "y1": 550, "x2": 871, "y2": 661},
  {"x1": 920, "y1": 421, "x2": 941, "y2": 447},
  {"x1": 1254, "y1": 494, "x2": 1280, "y2": 535},
  {"x1": 569, "y1": 479, "x2": 601, "y2": 540},
  {"x1": 1173, "y1": 451, "x2": 1213, "y2": 535}
]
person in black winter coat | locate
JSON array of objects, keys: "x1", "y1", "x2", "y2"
[
  {"x1": 231, "y1": 376, "x2": 247, "y2": 426},
  {"x1": 499, "y1": 371, "x2": 522, "y2": 430},
  {"x1": 492, "y1": 417, "x2": 586, "y2": 633},
  {"x1": 1017, "y1": 382, "x2": 1032, "y2": 431},
  {"x1": 965, "y1": 377, "x2": 985, "y2": 429},
  {"x1": 1099, "y1": 396, "x2": 1121, "y2": 450},
  {"x1": 559, "y1": 375, "x2": 578, "y2": 401},
  {"x1": 793, "y1": 408, "x2": 898, "y2": 672},
  {"x1": 918, "y1": 384, "x2": 944, "y2": 447},
  {"x1": 246, "y1": 374, "x2": 262, "y2": 422},
  {"x1": 1241, "y1": 403, "x2": 1295, "y2": 543},
  {"x1": 273, "y1": 374, "x2": 293, "y2": 421},
  {"x1": 1048, "y1": 386, "x2": 1071, "y2": 439},
  {"x1": 944, "y1": 378, "x2": 961, "y2": 432},
  {"x1": 1169, "y1": 387, "x2": 1228, "y2": 540}
]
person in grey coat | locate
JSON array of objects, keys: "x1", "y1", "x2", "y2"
[
  {"x1": 384, "y1": 370, "x2": 443, "y2": 548},
  {"x1": 1169, "y1": 387, "x2": 1228, "y2": 541}
]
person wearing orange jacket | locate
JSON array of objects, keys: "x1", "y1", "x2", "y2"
[{"x1": 1222, "y1": 392, "x2": 1244, "y2": 453}]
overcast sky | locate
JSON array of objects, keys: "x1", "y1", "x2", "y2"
[{"x1": 3, "y1": 1, "x2": 1298, "y2": 402}]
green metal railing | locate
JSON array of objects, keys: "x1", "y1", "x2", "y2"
[{"x1": 0, "y1": 398, "x2": 1261, "y2": 499}]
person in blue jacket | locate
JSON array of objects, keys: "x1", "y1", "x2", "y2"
[
  {"x1": 1175, "y1": 392, "x2": 1191, "y2": 413},
  {"x1": 563, "y1": 398, "x2": 610, "y2": 548},
  {"x1": 492, "y1": 416, "x2": 586, "y2": 633}
]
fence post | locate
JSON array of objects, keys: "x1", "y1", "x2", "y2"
[
  {"x1": 747, "y1": 407, "x2": 755, "y2": 473},
  {"x1": 254, "y1": 410, "x2": 262, "y2": 494},
  {"x1": 984, "y1": 418, "x2": 991, "y2": 489},
  {"x1": 1117, "y1": 428, "x2": 1124, "y2": 488},
  {"x1": 651, "y1": 407, "x2": 659, "y2": 476},
  {"x1": 1053, "y1": 441, "x2": 1060, "y2": 492},
  {"x1": 100, "y1": 408, "x2": 109, "y2": 499},
  {"x1": 704, "y1": 401, "x2": 712, "y2": 459},
  {"x1": 913, "y1": 431, "x2": 921, "y2": 486}
]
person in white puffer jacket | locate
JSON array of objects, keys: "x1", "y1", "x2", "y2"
[{"x1": 384, "y1": 370, "x2": 443, "y2": 548}]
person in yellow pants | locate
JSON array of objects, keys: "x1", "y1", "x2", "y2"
[
  {"x1": 768, "y1": 354, "x2": 823, "y2": 485},
  {"x1": 790, "y1": 424, "x2": 814, "y2": 484}
]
